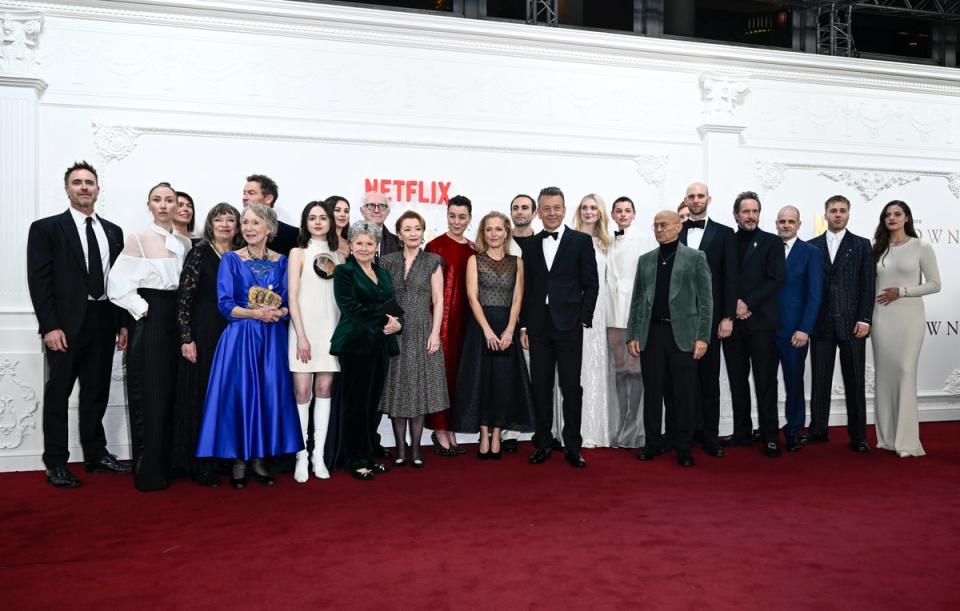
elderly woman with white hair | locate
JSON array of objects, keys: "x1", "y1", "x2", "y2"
[
  {"x1": 196, "y1": 203, "x2": 303, "y2": 489},
  {"x1": 330, "y1": 220, "x2": 403, "y2": 480}
]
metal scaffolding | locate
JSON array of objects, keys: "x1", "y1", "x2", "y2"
[
  {"x1": 817, "y1": 2, "x2": 857, "y2": 56},
  {"x1": 526, "y1": 0, "x2": 558, "y2": 26}
]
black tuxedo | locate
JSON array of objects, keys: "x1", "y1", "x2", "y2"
[
  {"x1": 521, "y1": 226, "x2": 598, "y2": 452},
  {"x1": 269, "y1": 220, "x2": 299, "y2": 257},
  {"x1": 722, "y1": 228, "x2": 785, "y2": 443},
  {"x1": 379, "y1": 226, "x2": 402, "y2": 258},
  {"x1": 676, "y1": 218, "x2": 738, "y2": 444},
  {"x1": 27, "y1": 209, "x2": 125, "y2": 469},
  {"x1": 808, "y1": 230, "x2": 876, "y2": 442}
]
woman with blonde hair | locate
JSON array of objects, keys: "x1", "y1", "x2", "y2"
[
  {"x1": 452, "y1": 212, "x2": 534, "y2": 457},
  {"x1": 552, "y1": 194, "x2": 611, "y2": 448}
]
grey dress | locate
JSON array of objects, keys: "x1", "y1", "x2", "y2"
[{"x1": 378, "y1": 250, "x2": 450, "y2": 418}]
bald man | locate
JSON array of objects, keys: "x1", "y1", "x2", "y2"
[{"x1": 627, "y1": 211, "x2": 713, "y2": 467}]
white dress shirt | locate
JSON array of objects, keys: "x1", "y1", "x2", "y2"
[
  {"x1": 686, "y1": 217, "x2": 708, "y2": 250},
  {"x1": 783, "y1": 236, "x2": 798, "y2": 259},
  {"x1": 68, "y1": 207, "x2": 110, "y2": 301},
  {"x1": 827, "y1": 228, "x2": 846, "y2": 263},
  {"x1": 541, "y1": 224, "x2": 566, "y2": 304}
]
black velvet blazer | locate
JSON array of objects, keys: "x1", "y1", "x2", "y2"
[{"x1": 329, "y1": 256, "x2": 402, "y2": 356}]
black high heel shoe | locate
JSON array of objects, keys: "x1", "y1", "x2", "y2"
[
  {"x1": 477, "y1": 448, "x2": 491, "y2": 460},
  {"x1": 230, "y1": 476, "x2": 247, "y2": 489},
  {"x1": 369, "y1": 463, "x2": 390, "y2": 474},
  {"x1": 431, "y1": 431, "x2": 458, "y2": 457},
  {"x1": 350, "y1": 468, "x2": 374, "y2": 481},
  {"x1": 249, "y1": 470, "x2": 276, "y2": 486}
]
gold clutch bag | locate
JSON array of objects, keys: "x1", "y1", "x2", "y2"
[{"x1": 248, "y1": 284, "x2": 282, "y2": 308}]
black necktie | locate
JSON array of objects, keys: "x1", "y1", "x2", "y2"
[
  {"x1": 85, "y1": 217, "x2": 105, "y2": 299},
  {"x1": 541, "y1": 230, "x2": 558, "y2": 240},
  {"x1": 685, "y1": 219, "x2": 705, "y2": 230},
  {"x1": 614, "y1": 229, "x2": 625, "y2": 237}
]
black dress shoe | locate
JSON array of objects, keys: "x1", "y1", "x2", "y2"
[
  {"x1": 502, "y1": 438, "x2": 519, "y2": 453},
  {"x1": 230, "y1": 476, "x2": 247, "y2": 489},
  {"x1": 720, "y1": 435, "x2": 753, "y2": 448},
  {"x1": 703, "y1": 441, "x2": 725, "y2": 458},
  {"x1": 785, "y1": 436, "x2": 803, "y2": 452},
  {"x1": 369, "y1": 463, "x2": 390, "y2": 473},
  {"x1": 529, "y1": 448, "x2": 552, "y2": 464},
  {"x1": 636, "y1": 449, "x2": 658, "y2": 461},
  {"x1": 550, "y1": 438, "x2": 564, "y2": 452},
  {"x1": 85, "y1": 453, "x2": 132, "y2": 474},
  {"x1": 372, "y1": 446, "x2": 392, "y2": 459},
  {"x1": 477, "y1": 449, "x2": 491, "y2": 460},
  {"x1": 763, "y1": 441, "x2": 782, "y2": 458},
  {"x1": 677, "y1": 453, "x2": 695, "y2": 467},
  {"x1": 751, "y1": 429, "x2": 761, "y2": 442},
  {"x1": 194, "y1": 470, "x2": 220, "y2": 487},
  {"x1": 349, "y1": 468, "x2": 374, "y2": 481},
  {"x1": 800, "y1": 431, "x2": 829, "y2": 444},
  {"x1": 45, "y1": 465, "x2": 80, "y2": 488},
  {"x1": 249, "y1": 470, "x2": 276, "y2": 486},
  {"x1": 849, "y1": 440, "x2": 870, "y2": 453},
  {"x1": 564, "y1": 452, "x2": 587, "y2": 468}
]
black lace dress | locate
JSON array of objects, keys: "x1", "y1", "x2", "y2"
[
  {"x1": 171, "y1": 242, "x2": 228, "y2": 475},
  {"x1": 451, "y1": 253, "x2": 535, "y2": 433}
]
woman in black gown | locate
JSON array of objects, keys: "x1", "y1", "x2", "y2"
[{"x1": 172, "y1": 203, "x2": 241, "y2": 485}]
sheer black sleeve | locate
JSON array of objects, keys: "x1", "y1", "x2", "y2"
[{"x1": 177, "y1": 244, "x2": 204, "y2": 344}]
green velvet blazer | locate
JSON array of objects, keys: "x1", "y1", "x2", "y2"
[
  {"x1": 329, "y1": 256, "x2": 402, "y2": 357},
  {"x1": 626, "y1": 242, "x2": 713, "y2": 352}
]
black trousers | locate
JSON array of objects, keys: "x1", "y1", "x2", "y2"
[
  {"x1": 809, "y1": 332, "x2": 867, "y2": 443},
  {"x1": 529, "y1": 312, "x2": 583, "y2": 452},
  {"x1": 339, "y1": 347, "x2": 389, "y2": 470},
  {"x1": 664, "y1": 329, "x2": 719, "y2": 444},
  {"x1": 42, "y1": 300, "x2": 116, "y2": 469},
  {"x1": 126, "y1": 289, "x2": 178, "y2": 492},
  {"x1": 722, "y1": 325, "x2": 780, "y2": 443},
  {"x1": 641, "y1": 324, "x2": 697, "y2": 455}
]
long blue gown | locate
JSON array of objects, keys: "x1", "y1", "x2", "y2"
[{"x1": 196, "y1": 252, "x2": 303, "y2": 460}]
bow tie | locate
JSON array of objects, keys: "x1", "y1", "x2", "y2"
[
  {"x1": 614, "y1": 229, "x2": 625, "y2": 237},
  {"x1": 541, "y1": 230, "x2": 559, "y2": 240},
  {"x1": 685, "y1": 219, "x2": 705, "y2": 230}
]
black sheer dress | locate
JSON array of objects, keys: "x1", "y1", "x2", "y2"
[
  {"x1": 172, "y1": 242, "x2": 228, "y2": 478},
  {"x1": 451, "y1": 253, "x2": 535, "y2": 433}
]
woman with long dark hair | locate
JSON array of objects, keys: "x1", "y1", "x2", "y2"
[
  {"x1": 172, "y1": 203, "x2": 242, "y2": 486},
  {"x1": 108, "y1": 182, "x2": 192, "y2": 491},
  {"x1": 287, "y1": 200, "x2": 341, "y2": 482},
  {"x1": 328, "y1": 195, "x2": 352, "y2": 261},
  {"x1": 871, "y1": 200, "x2": 941, "y2": 457},
  {"x1": 174, "y1": 191, "x2": 197, "y2": 239}
]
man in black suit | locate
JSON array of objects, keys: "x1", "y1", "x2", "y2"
[
  {"x1": 27, "y1": 161, "x2": 131, "y2": 488},
  {"x1": 360, "y1": 190, "x2": 401, "y2": 262},
  {"x1": 243, "y1": 173, "x2": 298, "y2": 256},
  {"x1": 677, "y1": 182, "x2": 738, "y2": 457},
  {"x1": 719, "y1": 192, "x2": 785, "y2": 457},
  {"x1": 520, "y1": 187, "x2": 599, "y2": 468},
  {"x1": 806, "y1": 195, "x2": 876, "y2": 453}
]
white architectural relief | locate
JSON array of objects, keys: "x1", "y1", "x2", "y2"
[
  {"x1": 944, "y1": 369, "x2": 960, "y2": 395},
  {"x1": 633, "y1": 155, "x2": 669, "y2": 188},
  {"x1": 92, "y1": 123, "x2": 141, "y2": 165},
  {"x1": 865, "y1": 363, "x2": 875, "y2": 395},
  {"x1": 0, "y1": 358, "x2": 39, "y2": 450},
  {"x1": 947, "y1": 174, "x2": 960, "y2": 199},
  {"x1": 0, "y1": 9, "x2": 43, "y2": 78},
  {"x1": 755, "y1": 161, "x2": 787, "y2": 191},
  {"x1": 699, "y1": 72, "x2": 750, "y2": 119},
  {"x1": 818, "y1": 169, "x2": 920, "y2": 201}
]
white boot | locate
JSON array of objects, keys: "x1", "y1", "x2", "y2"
[
  {"x1": 294, "y1": 401, "x2": 310, "y2": 483},
  {"x1": 312, "y1": 397, "x2": 331, "y2": 479}
]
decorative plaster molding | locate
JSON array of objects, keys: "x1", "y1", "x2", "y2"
[
  {"x1": 92, "y1": 123, "x2": 140, "y2": 164},
  {"x1": 0, "y1": 357, "x2": 39, "y2": 450},
  {"x1": 944, "y1": 369, "x2": 960, "y2": 395},
  {"x1": 832, "y1": 364, "x2": 875, "y2": 395},
  {"x1": 699, "y1": 72, "x2": 749, "y2": 120},
  {"x1": 0, "y1": 8, "x2": 42, "y2": 78},
  {"x1": 633, "y1": 155, "x2": 669, "y2": 188},
  {"x1": 819, "y1": 170, "x2": 920, "y2": 201},
  {"x1": 754, "y1": 160, "x2": 957, "y2": 201}
]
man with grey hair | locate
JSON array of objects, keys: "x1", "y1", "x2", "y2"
[
  {"x1": 359, "y1": 191, "x2": 401, "y2": 261},
  {"x1": 774, "y1": 205, "x2": 822, "y2": 451}
]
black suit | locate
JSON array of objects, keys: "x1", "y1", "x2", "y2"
[
  {"x1": 379, "y1": 226, "x2": 402, "y2": 258},
  {"x1": 520, "y1": 226, "x2": 598, "y2": 452},
  {"x1": 269, "y1": 220, "x2": 299, "y2": 257},
  {"x1": 678, "y1": 218, "x2": 738, "y2": 444},
  {"x1": 27, "y1": 209, "x2": 125, "y2": 469},
  {"x1": 808, "y1": 231, "x2": 876, "y2": 443},
  {"x1": 722, "y1": 228, "x2": 785, "y2": 443}
]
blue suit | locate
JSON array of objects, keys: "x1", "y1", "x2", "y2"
[{"x1": 775, "y1": 239, "x2": 823, "y2": 438}]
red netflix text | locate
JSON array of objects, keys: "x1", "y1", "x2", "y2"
[{"x1": 364, "y1": 179, "x2": 452, "y2": 205}]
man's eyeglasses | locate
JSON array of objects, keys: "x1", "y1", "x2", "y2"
[{"x1": 364, "y1": 203, "x2": 389, "y2": 211}]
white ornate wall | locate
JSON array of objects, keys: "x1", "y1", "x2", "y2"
[{"x1": 1, "y1": 0, "x2": 958, "y2": 470}]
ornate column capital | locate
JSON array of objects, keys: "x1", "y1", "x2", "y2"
[
  {"x1": 697, "y1": 72, "x2": 750, "y2": 136},
  {"x1": 0, "y1": 8, "x2": 45, "y2": 87}
]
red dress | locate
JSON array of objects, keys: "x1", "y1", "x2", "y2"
[{"x1": 424, "y1": 233, "x2": 476, "y2": 430}]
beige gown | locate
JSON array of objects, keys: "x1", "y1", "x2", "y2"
[{"x1": 871, "y1": 238, "x2": 940, "y2": 457}]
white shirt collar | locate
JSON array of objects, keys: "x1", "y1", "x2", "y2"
[
  {"x1": 828, "y1": 228, "x2": 846, "y2": 243},
  {"x1": 544, "y1": 224, "x2": 566, "y2": 239},
  {"x1": 784, "y1": 236, "x2": 798, "y2": 248},
  {"x1": 69, "y1": 206, "x2": 98, "y2": 227},
  {"x1": 689, "y1": 216, "x2": 708, "y2": 229}
]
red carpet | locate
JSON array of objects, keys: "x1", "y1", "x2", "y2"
[{"x1": 2, "y1": 423, "x2": 959, "y2": 610}]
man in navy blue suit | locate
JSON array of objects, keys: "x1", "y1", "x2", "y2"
[{"x1": 774, "y1": 206, "x2": 822, "y2": 452}]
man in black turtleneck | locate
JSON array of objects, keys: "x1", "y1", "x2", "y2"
[
  {"x1": 720, "y1": 191, "x2": 785, "y2": 457},
  {"x1": 627, "y1": 211, "x2": 713, "y2": 467}
]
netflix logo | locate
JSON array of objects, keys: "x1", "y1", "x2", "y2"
[{"x1": 364, "y1": 178, "x2": 452, "y2": 205}]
